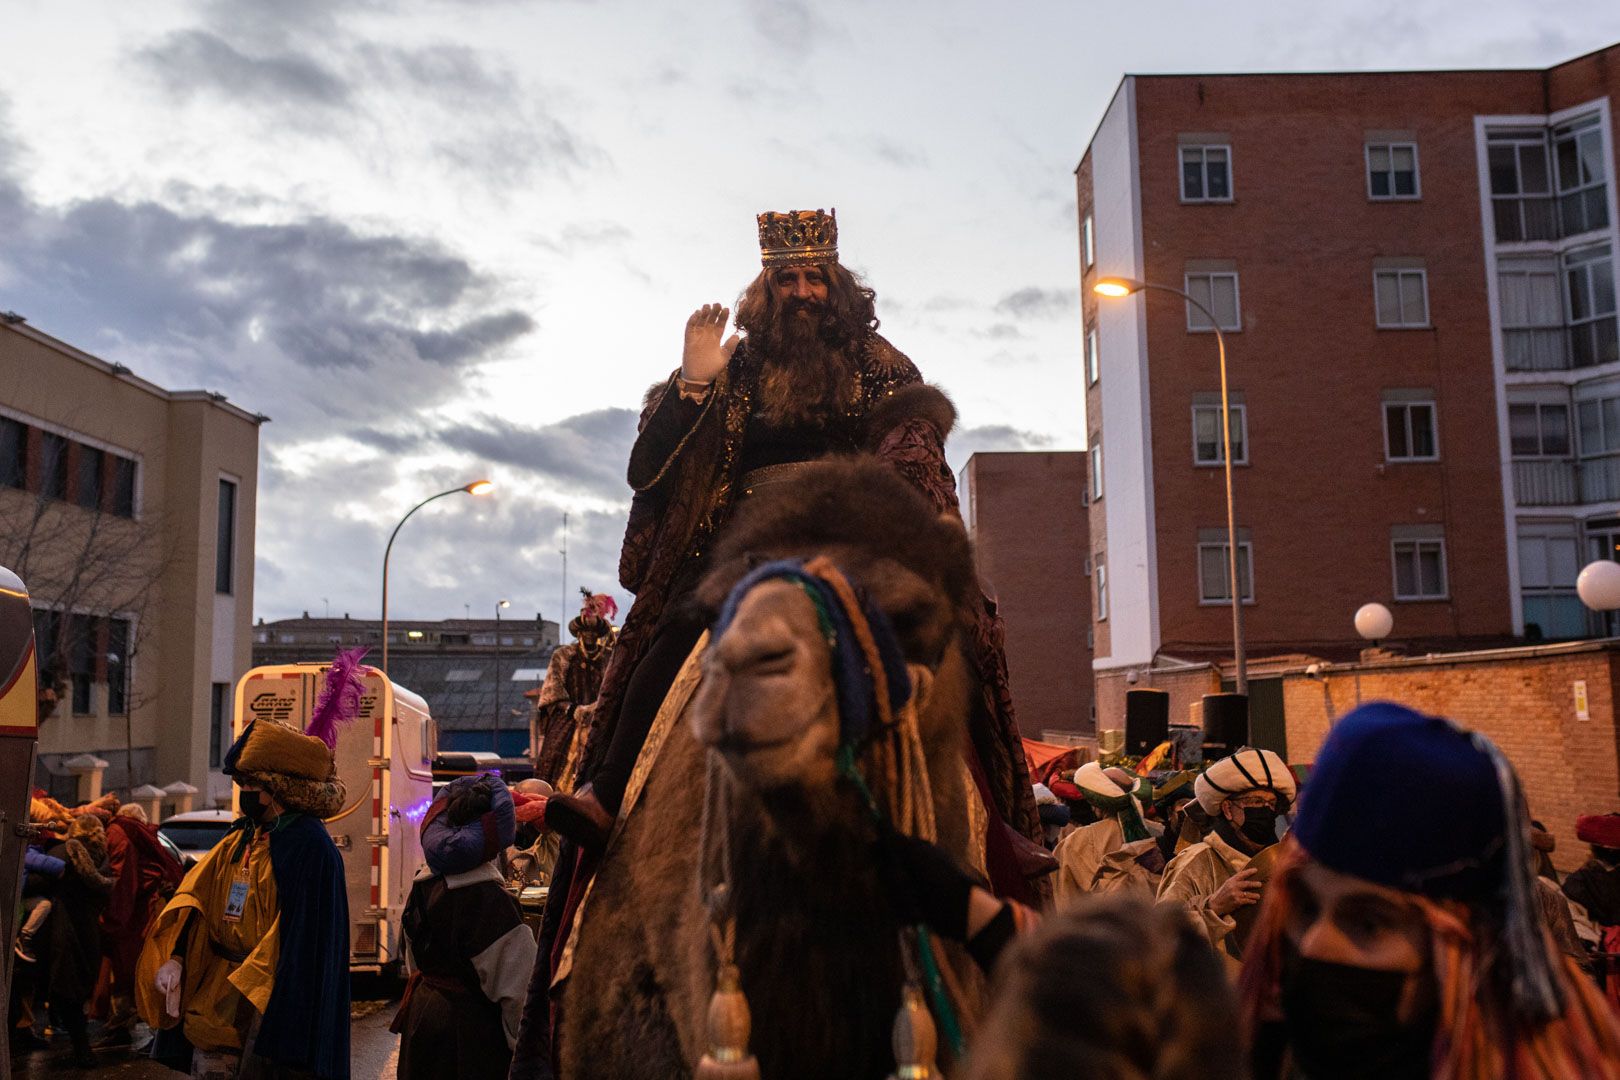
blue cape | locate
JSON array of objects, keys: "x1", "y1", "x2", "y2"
[{"x1": 255, "y1": 813, "x2": 351, "y2": 1079}]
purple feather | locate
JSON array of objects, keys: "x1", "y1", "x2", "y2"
[{"x1": 306, "y1": 646, "x2": 371, "y2": 749}]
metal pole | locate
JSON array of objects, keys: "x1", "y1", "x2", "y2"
[
  {"x1": 381, "y1": 486, "x2": 468, "y2": 677},
  {"x1": 1138, "y1": 283, "x2": 1247, "y2": 694},
  {"x1": 494, "y1": 602, "x2": 501, "y2": 754},
  {"x1": 560, "y1": 512, "x2": 569, "y2": 644}
]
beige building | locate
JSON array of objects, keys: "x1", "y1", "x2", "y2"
[{"x1": 0, "y1": 317, "x2": 263, "y2": 807}]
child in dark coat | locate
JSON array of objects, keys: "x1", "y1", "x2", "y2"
[{"x1": 393, "y1": 775, "x2": 536, "y2": 1080}]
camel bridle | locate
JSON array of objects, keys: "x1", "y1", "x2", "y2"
[{"x1": 693, "y1": 555, "x2": 957, "y2": 1079}]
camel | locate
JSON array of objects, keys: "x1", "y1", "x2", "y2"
[{"x1": 557, "y1": 452, "x2": 989, "y2": 1080}]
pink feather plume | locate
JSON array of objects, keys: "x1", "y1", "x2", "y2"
[
  {"x1": 578, "y1": 588, "x2": 618, "y2": 623},
  {"x1": 305, "y1": 646, "x2": 371, "y2": 749}
]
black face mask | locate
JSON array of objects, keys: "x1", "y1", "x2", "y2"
[
  {"x1": 238, "y1": 789, "x2": 269, "y2": 823},
  {"x1": 1596, "y1": 847, "x2": 1620, "y2": 867},
  {"x1": 1280, "y1": 956, "x2": 1435, "y2": 1080},
  {"x1": 1238, "y1": 806, "x2": 1281, "y2": 848}
]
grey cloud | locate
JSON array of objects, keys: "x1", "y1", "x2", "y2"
[
  {"x1": 0, "y1": 150, "x2": 533, "y2": 434},
  {"x1": 978, "y1": 323, "x2": 1025, "y2": 341},
  {"x1": 255, "y1": 472, "x2": 630, "y2": 625},
  {"x1": 994, "y1": 287, "x2": 1075, "y2": 320},
  {"x1": 432, "y1": 409, "x2": 640, "y2": 500},
  {"x1": 866, "y1": 137, "x2": 928, "y2": 169},
  {"x1": 946, "y1": 423, "x2": 1059, "y2": 475},
  {"x1": 749, "y1": 0, "x2": 830, "y2": 53},
  {"x1": 137, "y1": 30, "x2": 351, "y2": 108}
]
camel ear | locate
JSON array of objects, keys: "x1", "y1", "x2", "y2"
[{"x1": 865, "y1": 384, "x2": 956, "y2": 448}]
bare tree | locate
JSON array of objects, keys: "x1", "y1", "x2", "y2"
[{"x1": 0, "y1": 436, "x2": 174, "y2": 731}]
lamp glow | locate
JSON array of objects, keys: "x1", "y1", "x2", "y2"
[
  {"x1": 1093, "y1": 277, "x2": 1144, "y2": 298},
  {"x1": 466, "y1": 480, "x2": 495, "y2": 496}
]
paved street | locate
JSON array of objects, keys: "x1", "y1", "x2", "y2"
[{"x1": 9, "y1": 983, "x2": 402, "y2": 1079}]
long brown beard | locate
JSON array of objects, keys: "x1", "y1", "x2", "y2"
[{"x1": 752, "y1": 303, "x2": 860, "y2": 428}]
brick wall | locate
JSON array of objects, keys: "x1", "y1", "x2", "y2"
[
  {"x1": 1281, "y1": 645, "x2": 1620, "y2": 873},
  {"x1": 1129, "y1": 70, "x2": 1551, "y2": 655},
  {"x1": 966, "y1": 451, "x2": 1093, "y2": 736}
]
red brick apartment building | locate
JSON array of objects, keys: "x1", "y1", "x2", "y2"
[
  {"x1": 960, "y1": 451, "x2": 1093, "y2": 739},
  {"x1": 1078, "y1": 44, "x2": 1620, "y2": 733}
]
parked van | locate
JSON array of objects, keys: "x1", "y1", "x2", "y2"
[{"x1": 234, "y1": 662, "x2": 434, "y2": 975}]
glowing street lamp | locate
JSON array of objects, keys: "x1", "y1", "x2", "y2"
[
  {"x1": 380, "y1": 480, "x2": 494, "y2": 675},
  {"x1": 1094, "y1": 276, "x2": 1247, "y2": 693}
]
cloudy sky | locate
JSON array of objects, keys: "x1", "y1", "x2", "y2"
[{"x1": 3, "y1": 0, "x2": 1618, "y2": 631}]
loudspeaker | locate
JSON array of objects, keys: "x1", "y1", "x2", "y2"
[
  {"x1": 1201, "y1": 693, "x2": 1249, "y2": 757},
  {"x1": 1125, "y1": 688, "x2": 1170, "y2": 757}
]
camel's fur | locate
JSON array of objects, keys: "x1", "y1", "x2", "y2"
[{"x1": 559, "y1": 458, "x2": 987, "y2": 1080}]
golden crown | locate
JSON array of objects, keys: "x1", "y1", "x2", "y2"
[{"x1": 757, "y1": 208, "x2": 838, "y2": 268}]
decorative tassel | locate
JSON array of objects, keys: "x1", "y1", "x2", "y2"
[
  {"x1": 887, "y1": 984, "x2": 939, "y2": 1080},
  {"x1": 695, "y1": 962, "x2": 760, "y2": 1080}
]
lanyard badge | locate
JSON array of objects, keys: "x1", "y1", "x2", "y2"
[{"x1": 222, "y1": 833, "x2": 258, "y2": 923}]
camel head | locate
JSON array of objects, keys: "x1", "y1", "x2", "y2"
[{"x1": 690, "y1": 457, "x2": 976, "y2": 797}]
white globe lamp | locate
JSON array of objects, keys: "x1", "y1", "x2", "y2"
[
  {"x1": 1354, "y1": 602, "x2": 1394, "y2": 643},
  {"x1": 1577, "y1": 559, "x2": 1620, "y2": 612}
]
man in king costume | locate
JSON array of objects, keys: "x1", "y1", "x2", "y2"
[
  {"x1": 516, "y1": 209, "x2": 1041, "y2": 1078},
  {"x1": 531, "y1": 590, "x2": 617, "y2": 789},
  {"x1": 137, "y1": 652, "x2": 357, "y2": 1080}
]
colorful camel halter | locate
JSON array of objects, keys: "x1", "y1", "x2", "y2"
[
  {"x1": 701, "y1": 555, "x2": 961, "y2": 1075},
  {"x1": 713, "y1": 556, "x2": 912, "y2": 750}
]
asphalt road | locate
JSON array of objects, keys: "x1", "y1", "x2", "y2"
[{"x1": 8, "y1": 982, "x2": 402, "y2": 1079}]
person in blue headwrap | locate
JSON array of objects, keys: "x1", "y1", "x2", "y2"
[
  {"x1": 1239, "y1": 702, "x2": 1620, "y2": 1080},
  {"x1": 392, "y1": 774, "x2": 535, "y2": 1080}
]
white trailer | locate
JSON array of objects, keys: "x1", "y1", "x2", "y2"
[{"x1": 234, "y1": 662, "x2": 435, "y2": 974}]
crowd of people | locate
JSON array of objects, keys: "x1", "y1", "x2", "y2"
[
  {"x1": 1025, "y1": 701, "x2": 1620, "y2": 1078},
  {"x1": 11, "y1": 794, "x2": 183, "y2": 1067}
]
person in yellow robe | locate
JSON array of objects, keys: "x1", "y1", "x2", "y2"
[{"x1": 137, "y1": 649, "x2": 362, "y2": 1080}]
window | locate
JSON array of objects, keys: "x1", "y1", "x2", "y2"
[
  {"x1": 1488, "y1": 132, "x2": 1556, "y2": 242},
  {"x1": 1375, "y1": 269, "x2": 1429, "y2": 328},
  {"x1": 1499, "y1": 256, "x2": 1566, "y2": 371},
  {"x1": 215, "y1": 479, "x2": 236, "y2": 595},
  {"x1": 1085, "y1": 327, "x2": 1099, "y2": 385},
  {"x1": 1392, "y1": 530, "x2": 1448, "y2": 600},
  {"x1": 69, "y1": 614, "x2": 95, "y2": 715},
  {"x1": 1518, "y1": 525, "x2": 1584, "y2": 639},
  {"x1": 40, "y1": 433, "x2": 67, "y2": 501},
  {"x1": 1197, "y1": 531, "x2": 1254, "y2": 604},
  {"x1": 209, "y1": 682, "x2": 230, "y2": 768},
  {"x1": 1384, "y1": 401, "x2": 1439, "y2": 461},
  {"x1": 1184, "y1": 272, "x2": 1240, "y2": 331},
  {"x1": 1367, "y1": 142, "x2": 1419, "y2": 199},
  {"x1": 75, "y1": 445, "x2": 102, "y2": 511},
  {"x1": 1192, "y1": 402, "x2": 1247, "y2": 465},
  {"x1": 1094, "y1": 557, "x2": 1108, "y2": 621},
  {"x1": 107, "y1": 618, "x2": 129, "y2": 716},
  {"x1": 1565, "y1": 245, "x2": 1619, "y2": 368},
  {"x1": 1509, "y1": 403, "x2": 1570, "y2": 457},
  {"x1": 112, "y1": 456, "x2": 136, "y2": 518},
  {"x1": 0, "y1": 418, "x2": 24, "y2": 489},
  {"x1": 1082, "y1": 214, "x2": 1095, "y2": 270},
  {"x1": 1577, "y1": 395, "x2": 1620, "y2": 455},
  {"x1": 1555, "y1": 115, "x2": 1608, "y2": 238},
  {"x1": 1089, "y1": 439, "x2": 1103, "y2": 501},
  {"x1": 1180, "y1": 145, "x2": 1232, "y2": 202}
]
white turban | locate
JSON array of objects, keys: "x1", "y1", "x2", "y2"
[
  {"x1": 1075, "y1": 761, "x2": 1128, "y2": 801},
  {"x1": 1195, "y1": 747, "x2": 1296, "y2": 814}
]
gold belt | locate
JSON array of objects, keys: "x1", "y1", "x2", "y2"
[{"x1": 737, "y1": 461, "x2": 817, "y2": 497}]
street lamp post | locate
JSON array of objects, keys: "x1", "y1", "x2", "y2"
[
  {"x1": 1353, "y1": 603, "x2": 1394, "y2": 705},
  {"x1": 1095, "y1": 277, "x2": 1247, "y2": 693},
  {"x1": 494, "y1": 599, "x2": 510, "y2": 754},
  {"x1": 380, "y1": 480, "x2": 494, "y2": 676}
]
